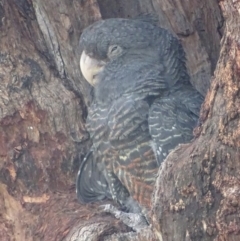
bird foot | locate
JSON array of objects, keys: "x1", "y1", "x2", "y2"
[{"x1": 99, "y1": 204, "x2": 148, "y2": 231}]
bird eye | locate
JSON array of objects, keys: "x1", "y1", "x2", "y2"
[
  {"x1": 108, "y1": 45, "x2": 122, "y2": 58},
  {"x1": 110, "y1": 45, "x2": 118, "y2": 53}
]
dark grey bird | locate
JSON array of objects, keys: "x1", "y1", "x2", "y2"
[{"x1": 76, "y1": 16, "x2": 203, "y2": 215}]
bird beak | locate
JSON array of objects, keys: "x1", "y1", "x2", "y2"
[{"x1": 80, "y1": 50, "x2": 105, "y2": 86}]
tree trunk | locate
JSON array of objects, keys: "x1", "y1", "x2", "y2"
[
  {"x1": 0, "y1": 0, "x2": 239, "y2": 241},
  {"x1": 151, "y1": 1, "x2": 240, "y2": 240}
]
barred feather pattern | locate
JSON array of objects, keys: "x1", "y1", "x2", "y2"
[
  {"x1": 149, "y1": 85, "x2": 203, "y2": 165},
  {"x1": 84, "y1": 97, "x2": 158, "y2": 211},
  {"x1": 76, "y1": 17, "x2": 203, "y2": 212}
]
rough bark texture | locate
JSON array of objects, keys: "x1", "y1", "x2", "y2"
[
  {"x1": 0, "y1": 0, "x2": 239, "y2": 240},
  {"x1": 151, "y1": 1, "x2": 240, "y2": 240}
]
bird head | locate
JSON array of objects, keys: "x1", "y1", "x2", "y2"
[
  {"x1": 79, "y1": 17, "x2": 185, "y2": 103},
  {"x1": 79, "y1": 17, "x2": 162, "y2": 83}
]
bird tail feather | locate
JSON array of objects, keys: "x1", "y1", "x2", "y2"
[{"x1": 76, "y1": 149, "x2": 111, "y2": 203}]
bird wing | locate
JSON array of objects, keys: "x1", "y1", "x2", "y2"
[
  {"x1": 149, "y1": 87, "x2": 203, "y2": 165},
  {"x1": 106, "y1": 97, "x2": 158, "y2": 209},
  {"x1": 76, "y1": 149, "x2": 111, "y2": 203},
  {"x1": 76, "y1": 96, "x2": 158, "y2": 210},
  {"x1": 76, "y1": 102, "x2": 112, "y2": 203}
]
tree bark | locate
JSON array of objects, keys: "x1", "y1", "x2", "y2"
[
  {"x1": 0, "y1": 0, "x2": 239, "y2": 241},
  {"x1": 151, "y1": 1, "x2": 240, "y2": 240}
]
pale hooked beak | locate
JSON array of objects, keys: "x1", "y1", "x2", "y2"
[{"x1": 80, "y1": 51, "x2": 106, "y2": 86}]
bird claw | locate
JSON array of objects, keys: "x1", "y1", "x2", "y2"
[
  {"x1": 98, "y1": 203, "x2": 118, "y2": 214},
  {"x1": 99, "y1": 204, "x2": 148, "y2": 231}
]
